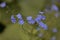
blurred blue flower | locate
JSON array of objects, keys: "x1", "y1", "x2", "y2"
[
  {"x1": 41, "y1": 15, "x2": 46, "y2": 20},
  {"x1": 16, "y1": 13, "x2": 22, "y2": 19},
  {"x1": 18, "y1": 19, "x2": 24, "y2": 25},
  {"x1": 26, "y1": 16, "x2": 35, "y2": 24},
  {"x1": 51, "y1": 4, "x2": 58, "y2": 12},
  {"x1": 35, "y1": 15, "x2": 42, "y2": 23},
  {"x1": 28, "y1": 20, "x2": 35, "y2": 24},
  {"x1": 11, "y1": 15, "x2": 16, "y2": 24},
  {"x1": 52, "y1": 27, "x2": 57, "y2": 33},
  {"x1": 0, "y1": 2, "x2": 6, "y2": 8},
  {"x1": 43, "y1": 24, "x2": 48, "y2": 30},
  {"x1": 39, "y1": 21, "x2": 45, "y2": 27},
  {"x1": 26, "y1": 16, "x2": 32, "y2": 21},
  {"x1": 39, "y1": 21, "x2": 48, "y2": 30}
]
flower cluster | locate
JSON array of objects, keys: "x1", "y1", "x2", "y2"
[
  {"x1": 26, "y1": 16, "x2": 35, "y2": 24},
  {"x1": 11, "y1": 13, "x2": 24, "y2": 25},
  {"x1": 35, "y1": 11, "x2": 48, "y2": 30},
  {"x1": 11, "y1": 11, "x2": 48, "y2": 30},
  {"x1": 11, "y1": 15, "x2": 16, "y2": 24}
]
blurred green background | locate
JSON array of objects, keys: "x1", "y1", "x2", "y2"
[{"x1": 0, "y1": 0, "x2": 60, "y2": 40}]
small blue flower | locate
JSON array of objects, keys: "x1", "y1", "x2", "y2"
[
  {"x1": 0, "y1": 2, "x2": 6, "y2": 8},
  {"x1": 11, "y1": 15, "x2": 16, "y2": 24},
  {"x1": 16, "y1": 13, "x2": 22, "y2": 19},
  {"x1": 41, "y1": 15, "x2": 46, "y2": 20},
  {"x1": 18, "y1": 19, "x2": 24, "y2": 25},
  {"x1": 26, "y1": 16, "x2": 35, "y2": 24},
  {"x1": 39, "y1": 21, "x2": 45, "y2": 27},
  {"x1": 28, "y1": 20, "x2": 35, "y2": 24},
  {"x1": 51, "y1": 4, "x2": 58, "y2": 12},
  {"x1": 43, "y1": 24, "x2": 48, "y2": 30},
  {"x1": 52, "y1": 27, "x2": 57, "y2": 33},
  {"x1": 39, "y1": 21, "x2": 48, "y2": 30},
  {"x1": 35, "y1": 15, "x2": 42, "y2": 23},
  {"x1": 26, "y1": 16, "x2": 32, "y2": 21}
]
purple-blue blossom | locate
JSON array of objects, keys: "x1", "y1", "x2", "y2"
[
  {"x1": 41, "y1": 15, "x2": 46, "y2": 20},
  {"x1": 51, "y1": 4, "x2": 58, "y2": 12},
  {"x1": 18, "y1": 19, "x2": 24, "y2": 25},
  {"x1": 39, "y1": 21, "x2": 48, "y2": 30},
  {"x1": 0, "y1": 2, "x2": 6, "y2": 8},
  {"x1": 16, "y1": 13, "x2": 22, "y2": 19},
  {"x1": 11, "y1": 15, "x2": 16, "y2": 24},
  {"x1": 27, "y1": 20, "x2": 35, "y2": 24},
  {"x1": 26, "y1": 16, "x2": 35, "y2": 24},
  {"x1": 39, "y1": 21, "x2": 45, "y2": 27},
  {"x1": 35, "y1": 15, "x2": 42, "y2": 23},
  {"x1": 43, "y1": 24, "x2": 48, "y2": 30},
  {"x1": 26, "y1": 16, "x2": 32, "y2": 21}
]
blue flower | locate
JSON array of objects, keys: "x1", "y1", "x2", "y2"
[
  {"x1": 35, "y1": 15, "x2": 42, "y2": 23},
  {"x1": 52, "y1": 27, "x2": 57, "y2": 33},
  {"x1": 26, "y1": 16, "x2": 32, "y2": 21},
  {"x1": 39, "y1": 21, "x2": 48, "y2": 30},
  {"x1": 43, "y1": 24, "x2": 48, "y2": 30},
  {"x1": 26, "y1": 16, "x2": 35, "y2": 24},
  {"x1": 41, "y1": 15, "x2": 46, "y2": 20},
  {"x1": 39, "y1": 21, "x2": 45, "y2": 27},
  {"x1": 18, "y1": 19, "x2": 24, "y2": 25},
  {"x1": 51, "y1": 4, "x2": 58, "y2": 12},
  {"x1": 11, "y1": 15, "x2": 16, "y2": 24},
  {"x1": 16, "y1": 13, "x2": 22, "y2": 19},
  {"x1": 0, "y1": 2, "x2": 6, "y2": 8},
  {"x1": 28, "y1": 20, "x2": 35, "y2": 24}
]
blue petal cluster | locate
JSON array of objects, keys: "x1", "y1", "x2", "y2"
[
  {"x1": 35, "y1": 15, "x2": 42, "y2": 23},
  {"x1": 39, "y1": 21, "x2": 48, "y2": 30},
  {"x1": 0, "y1": 2, "x2": 6, "y2": 8},
  {"x1": 16, "y1": 13, "x2": 22, "y2": 19},
  {"x1": 51, "y1": 4, "x2": 58, "y2": 12},
  {"x1": 26, "y1": 16, "x2": 32, "y2": 20},
  {"x1": 18, "y1": 19, "x2": 24, "y2": 25},
  {"x1": 11, "y1": 15, "x2": 16, "y2": 24},
  {"x1": 26, "y1": 16, "x2": 35, "y2": 24}
]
